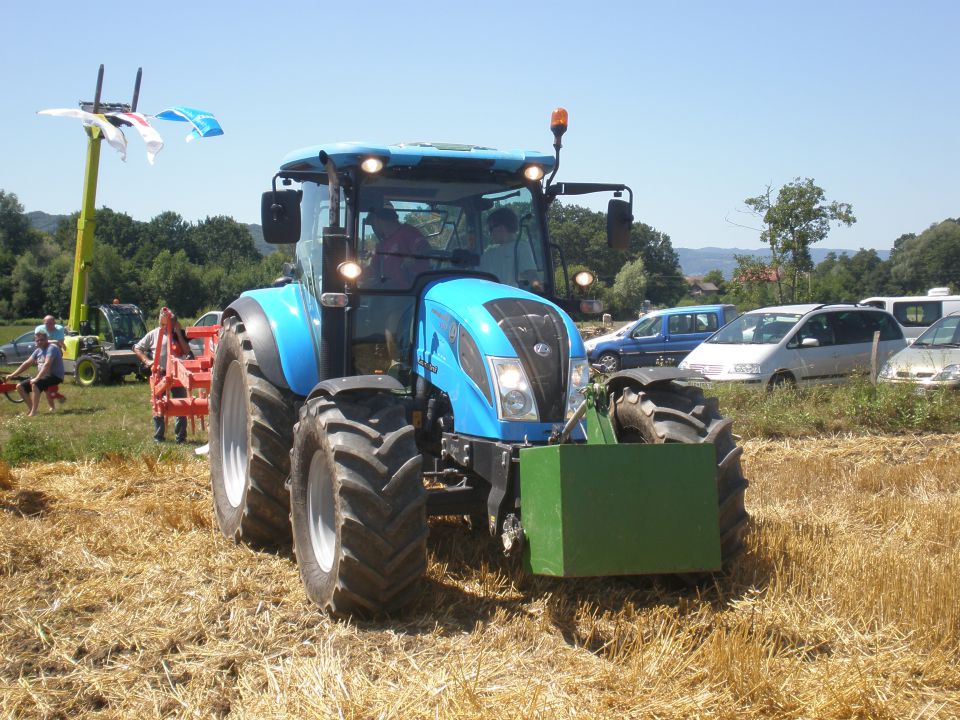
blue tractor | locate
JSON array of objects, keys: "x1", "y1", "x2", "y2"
[{"x1": 208, "y1": 109, "x2": 748, "y2": 616}]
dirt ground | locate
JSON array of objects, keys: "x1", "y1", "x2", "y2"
[{"x1": 1, "y1": 434, "x2": 959, "y2": 719}]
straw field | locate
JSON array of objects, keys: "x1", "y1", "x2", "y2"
[{"x1": 1, "y1": 433, "x2": 959, "y2": 718}]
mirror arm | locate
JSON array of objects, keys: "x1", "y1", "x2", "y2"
[{"x1": 550, "y1": 242, "x2": 571, "y2": 298}]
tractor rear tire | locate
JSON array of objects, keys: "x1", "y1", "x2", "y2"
[
  {"x1": 209, "y1": 315, "x2": 296, "y2": 545},
  {"x1": 74, "y1": 355, "x2": 102, "y2": 387},
  {"x1": 611, "y1": 380, "x2": 749, "y2": 566},
  {"x1": 289, "y1": 393, "x2": 427, "y2": 617}
]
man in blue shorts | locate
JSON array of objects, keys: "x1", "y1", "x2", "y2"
[{"x1": 9, "y1": 328, "x2": 65, "y2": 416}]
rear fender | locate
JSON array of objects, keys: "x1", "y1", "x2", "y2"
[
  {"x1": 605, "y1": 367, "x2": 706, "y2": 395},
  {"x1": 226, "y1": 285, "x2": 318, "y2": 397}
]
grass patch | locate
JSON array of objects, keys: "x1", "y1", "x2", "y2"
[
  {"x1": 0, "y1": 380, "x2": 206, "y2": 466},
  {"x1": 712, "y1": 374, "x2": 960, "y2": 438}
]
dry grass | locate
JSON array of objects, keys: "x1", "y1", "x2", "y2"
[{"x1": 1, "y1": 435, "x2": 959, "y2": 719}]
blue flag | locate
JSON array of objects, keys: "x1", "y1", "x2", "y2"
[{"x1": 154, "y1": 106, "x2": 224, "y2": 142}]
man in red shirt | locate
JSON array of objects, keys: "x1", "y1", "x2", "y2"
[{"x1": 366, "y1": 205, "x2": 432, "y2": 288}]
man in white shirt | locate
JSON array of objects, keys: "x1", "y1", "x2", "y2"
[{"x1": 479, "y1": 207, "x2": 539, "y2": 289}]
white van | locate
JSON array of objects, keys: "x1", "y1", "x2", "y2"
[
  {"x1": 679, "y1": 304, "x2": 907, "y2": 388},
  {"x1": 860, "y1": 288, "x2": 960, "y2": 340}
]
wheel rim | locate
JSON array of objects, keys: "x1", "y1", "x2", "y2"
[
  {"x1": 77, "y1": 360, "x2": 96, "y2": 385},
  {"x1": 221, "y1": 360, "x2": 249, "y2": 508},
  {"x1": 600, "y1": 354, "x2": 619, "y2": 372},
  {"x1": 307, "y1": 449, "x2": 336, "y2": 572}
]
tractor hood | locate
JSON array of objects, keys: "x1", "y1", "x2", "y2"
[{"x1": 416, "y1": 277, "x2": 586, "y2": 442}]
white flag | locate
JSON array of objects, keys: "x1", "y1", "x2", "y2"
[
  {"x1": 38, "y1": 108, "x2": 128, "y2": 161},
  {"x1": 109, "y1": 112, "x2": 164, "y2": 164}
]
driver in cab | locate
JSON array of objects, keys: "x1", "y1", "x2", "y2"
[{"x1": 365, "y1": 203, "x2": 432, "y2": 288}]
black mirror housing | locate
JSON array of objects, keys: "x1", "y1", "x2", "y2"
[
  {"x1": 260, "y1": 190, "x2": 302, "y2": 244},
  {"x1": 607, "y1": 198, "x2": 632, "y2": 251}
]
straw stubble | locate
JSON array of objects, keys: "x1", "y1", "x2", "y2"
[{"x1": 1, "y1": 435, "x2": 958, "y2": 718}]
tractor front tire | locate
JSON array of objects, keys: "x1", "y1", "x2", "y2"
[
  {"x1": 611, "y1": 380, "x2": 749, "y2": 565},
  {"x1": 209, "y1": 315, "x2": 296, "y2": 545},
  {"x1": 74, "y1": 355, "x2": 102, "y2": 387},
  {"x1": 289, "y1": 394, "x2": 427, "y2": 617}
]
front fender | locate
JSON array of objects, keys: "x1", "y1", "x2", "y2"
[{"x1": 226, "y1": 284, "x2": 318, "y2": 397}]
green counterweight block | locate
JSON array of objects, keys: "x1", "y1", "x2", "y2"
[{"x1": 519, "y1": 443, "x2": 722, "y2": 577}]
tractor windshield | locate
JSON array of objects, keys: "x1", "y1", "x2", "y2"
[{"x1": 356, "y1": 182, "x2": 550, "y2": 293}]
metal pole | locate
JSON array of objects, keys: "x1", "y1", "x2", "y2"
[{"x1": 67, "y1": 65, "x2": 106, "y2": 333}]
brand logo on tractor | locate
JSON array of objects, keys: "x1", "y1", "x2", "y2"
[{"x1": 533, "y1": 342, "x2": 551, "y2": 357}]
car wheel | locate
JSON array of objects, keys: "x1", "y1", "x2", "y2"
[
  {"x1": 769, "y1": 372, "x2": 796, "y2": 390},
  {"x1": 0, "y1": 352, "x2": 6, "y2": 366},
  {"x1": 597, "y1": 352, "x2": 621, "y2": 373}
]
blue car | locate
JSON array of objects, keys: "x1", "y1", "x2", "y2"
[{"x1": 584, "y1": 304, "x2": 737, "y2": 372}]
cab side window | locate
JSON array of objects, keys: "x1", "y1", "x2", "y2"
[
  {"x1": 668, "y1": 314, "x2": 694, "y2": 335},
  {"x1": 893, "y1": 301, "x2": 941, "y2": 327},
  {"x1": 694, "y1": 312, "x2": 719, "y2": 333},
  {"x1": 831, "y1": 311, "x2": 874, "y2": 345},
  {"x1": 861, "y1": 311, "x2": 904, "y2": 341},
  {"x1": 792, "y1": 314, "x2": 835, "y2": 348},
  {"x1": 633, "y1": 317, "x2": 662, "y2": 338}
]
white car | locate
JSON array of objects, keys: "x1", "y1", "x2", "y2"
[
  {"x1": 878, "y1": 312, "x2": 960, "y2": 389},
  {"x1": 679, "y1": 304, "x2": 907, "y2": 388},
  {"x1": 189, "y1": 310, "x2": 223, "y2": 356}
]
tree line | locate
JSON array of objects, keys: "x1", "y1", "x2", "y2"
[
  {"x1": 0, "y1": 190, "x2": 290, "y2": 321},
  {"x1": 4, "y1": 180, "x2": 951, "y2": 324}
]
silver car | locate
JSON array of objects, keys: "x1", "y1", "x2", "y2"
[
  {"x1": 878, "y1": 312, "x2": 960, "y2": 389},
  {"x1": 0, "y1": 331, "x2": 38, "y2": 366}
]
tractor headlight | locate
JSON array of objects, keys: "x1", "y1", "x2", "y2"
[
  {"x1": 566, "y1": 359, "x2": 590, "y2": 419},
  {"x1": 490, "y1": 358, "x2": 538, "y2": 421}
]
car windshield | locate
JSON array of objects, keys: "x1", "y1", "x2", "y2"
[
  {"x1": 708, "y1": 312, "x2": 802, "y2": 344},
  {"x1": 913, "y1": 314, "x2": 960, "y2": 347}
]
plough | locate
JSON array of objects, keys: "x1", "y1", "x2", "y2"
[
  {"x1": 0, "y1": 376, "x2": 63, "y2": 405},
  {"x1": 150, "y1": 307, "x2": 218, "y2": 436}
]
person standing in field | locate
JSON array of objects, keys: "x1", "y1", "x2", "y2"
[{"x1": 133, "y1": 311, "x2": 192, "y2": 443}]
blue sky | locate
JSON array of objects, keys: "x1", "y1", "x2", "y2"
[{"x1": 2, "y1": 1, "x2": 957, "y2": 251}]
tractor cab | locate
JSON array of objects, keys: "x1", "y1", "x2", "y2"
[
  {"x1": 82, "y1": 303, "x2": 148, "y2": 350},
  {"x1": 262, "y1": 131, "x2": 631, "y2": 388}
]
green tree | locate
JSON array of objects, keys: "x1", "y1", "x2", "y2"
[
  {"x1": 744, "y1": 178, "x2": 856, "y2": 303},
  {"x1": 547, "y1": 203, "x2": 684, "y2": 305},
  {"x1": 189, "y1": 215, "x2": 261, "y2": 270},
  {"x1": 607, "y1": 258, "x2": 647, "y2": 316},
  {"x1": 888, "y1": 220, "x2": 960, "y2": 293},
  {"x1": 145, "y1": 249, "x2": 203, "y2": 317}
]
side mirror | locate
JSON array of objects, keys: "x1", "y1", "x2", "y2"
[
  {"x1": 260, "y1": 189, "x2": 302, "y2": 245},
  {"x1": 607, "y1": 198, "x2": 632, "y2": 251},
  {"x1": 800, "y1": 337, "x2": 820, "y2": 348}
]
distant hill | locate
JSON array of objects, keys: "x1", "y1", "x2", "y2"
[
  {"x1": 26, "y1": 210, "x2": 68, "y2": 234},
  {"x1": 676, "y1": 246, "x2": 891, "y2": 279}
]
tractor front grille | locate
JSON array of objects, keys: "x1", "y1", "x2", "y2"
[{"x1": 484, "y1": 298, "x2": 569, "y2": 422}]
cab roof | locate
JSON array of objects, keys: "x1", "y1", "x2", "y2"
[{"x1": 279, "y1": 141, "x2": 556, "y2": 175}]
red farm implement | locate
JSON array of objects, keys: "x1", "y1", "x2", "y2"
[{"x1": 150, "y1": 308, "x2": 218, "y2": 436}]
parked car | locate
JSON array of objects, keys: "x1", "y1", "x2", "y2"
[
  {"x1": 878, "y1": 312, "x2": 960, "y2": 389},
  {"x1": 0, "y1": 330, "x2": 39, "y2": 366},
  {"x1": 584, "y1": 304, "x2": 737, "y2": 372},
  {"x1": 679, "y1": 304, "x2": 907, "y2": 388},
  {"x1": 189, "y1": 310, "x2": 223, "y2": 356},
  {"x1": 860, "y1": 288, "x2": 960, "y2": 340}
]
